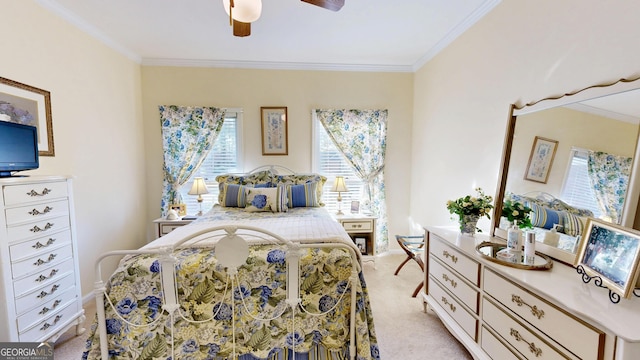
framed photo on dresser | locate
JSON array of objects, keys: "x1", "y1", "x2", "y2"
[{"x1": 575, "y1": 219, "x2": 640, "y2": 299}]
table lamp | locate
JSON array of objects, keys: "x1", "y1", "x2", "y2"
[
  {"x1": 188, "y1": 177, "x2": 209, "y2": 216},
  {"x1": 331, "y1": 176, "x2": 348, "y2": 215}
]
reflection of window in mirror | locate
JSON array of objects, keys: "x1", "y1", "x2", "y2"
[
  {"x1": 561, "y1": 146, "x2": 633, "y2": 224},
  {"x1": 561, "y1": 148, "x2": 602, "y2": 219}
]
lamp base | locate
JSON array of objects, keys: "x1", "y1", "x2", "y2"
[
  {"x1": 197, "y1": 199, "x2": 204, "y2": 217},
  {"x1": 336, "y1": 210, "x2": 344, "y2": 216}
]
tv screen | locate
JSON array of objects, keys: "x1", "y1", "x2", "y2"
[{"x1": 0, "y1": 121, "x2": 39, "y2": 177}]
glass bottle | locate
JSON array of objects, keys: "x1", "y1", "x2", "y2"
[{"x1": 507, "y1": 221, "x2": 522, "y2": 254}]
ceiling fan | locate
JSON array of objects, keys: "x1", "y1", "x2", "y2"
[{"x1": 223, "y1": 0, "x2": 345, "y2": 37}]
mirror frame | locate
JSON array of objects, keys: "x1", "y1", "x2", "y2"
[{"x1": 492, "y1": 76, "x2": 640, "y2": 265}]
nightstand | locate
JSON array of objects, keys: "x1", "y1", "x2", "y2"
[
  {"x1": 334, "y1": 214, "x2": 377, "y2": 267},
  {"x1": 153, "y1": 217, "x2": 195, "y2": 238}
]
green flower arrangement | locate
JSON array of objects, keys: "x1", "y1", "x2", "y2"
[
  {"x1": 502, "y1": 199, "x2": 533, "y2": 229},
  {"x1": 446, "y1": 188, "x2": 494, "y2": 233}
]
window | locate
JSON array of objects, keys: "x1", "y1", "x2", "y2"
[
  {"x1": 561, "y1": 148, "x2": 602, "y2": 218},
  {"x1": 178, "y1": 109, "x2": 243, "y2": 215},
  {"x1": 313, "y1": 116, "x2": 364, "y2": 212}
]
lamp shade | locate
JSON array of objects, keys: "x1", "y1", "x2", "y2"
[
  {"x1": 188, "y1": 177, "x2": 209, "y2": 195},
  {"x1": 331, "y1": 176, "x2": 348, "y2": 192},
  {"x1": 223, "y1": 0, "x2": 262, "y2": 23}
]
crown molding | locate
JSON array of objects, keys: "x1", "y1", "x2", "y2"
[
  {"x1": 412, "y1": 0, "x2": 501, "y2": 72},
  {"x1": 38, "y1": 0, "x2": 499, "y2": 73},
  {"x1": 36, "y1": 0, "x2": 142, "y2": 63},
  {"x1": 564, "y1": 102, "x2": 640, "y2": 125},
  {"x1": 140, "y1": 58, "x2": 413, "y2": 72}
]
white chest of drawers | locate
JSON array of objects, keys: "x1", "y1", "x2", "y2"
[
  {"x1": 424, "y1": 226, "x2": 640, "y2": 360},
  {"x1": 0, "y1": 176, "x2": 85, "y2": 342}
]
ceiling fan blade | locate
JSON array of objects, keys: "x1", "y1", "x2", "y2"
[
  {"x1": 233, "y1": 20, "x2": 251, "y2": 37},
  {"x1": 301, "y1": 0, "x2": 344, "y2": 11}
]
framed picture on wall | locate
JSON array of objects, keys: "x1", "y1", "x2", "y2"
[
  {"x1": 524, "y1": 136, "x2": 558, "y2": 183},
  {"x1": 261, "y1": 106, "x2": 288, "y2": 155},
  {"x1": 0, "y1": 77, "x2": 55, "y2": 156},
  {"x1": 575, "y1": 218, "x2": 640, "y2": 299}
]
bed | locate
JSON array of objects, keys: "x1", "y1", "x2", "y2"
[
  {"x1": 505, "y1": 191, "x2": 594, "y2": 252},
  {"x1": 83, "y1": 168, "x2": 379, "y2": 360}
]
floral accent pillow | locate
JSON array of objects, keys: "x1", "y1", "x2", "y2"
[
  {"x1": 244, "y1": 186, "x2": 287, "y2": 212},
  {"x1": 271, "y1": 174, "x2": 327, "y2": 206},
  {"x1": 215, "y1": 170, "x2": 272, "y2": 204}
]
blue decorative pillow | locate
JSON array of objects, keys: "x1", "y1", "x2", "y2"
[
  {"x1": 287, "y1": 182, "x2": 320, "y2": 207},
  {"x1": 221, "y1": 183, "x2": 247, "y2": 207},
  {"x1": 529, "y1": 203, "x2": 561, "y2": 229}
]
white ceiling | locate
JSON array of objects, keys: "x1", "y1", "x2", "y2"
[
  {"x1": 35, "y1": 0, "x2": 640, "y2": 120},
  {"x1": 36, "y1": 0, "x2": 500, "y2": 72}
]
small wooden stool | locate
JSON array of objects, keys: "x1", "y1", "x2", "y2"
[{"x1": 394, "y1": 235, "x2": 425, "y2": 297}]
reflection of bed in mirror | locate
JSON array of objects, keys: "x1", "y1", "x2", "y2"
[
  {"x1": 502, "y1": 191, "x2": 594, "y2": 253},
  {"x1": 492, "y1": 77, "x2": 640, "y2": 264}
]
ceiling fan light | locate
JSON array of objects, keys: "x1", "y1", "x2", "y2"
[{"x1": 223, "y1": 0, "x2": 262, "y2": 23}]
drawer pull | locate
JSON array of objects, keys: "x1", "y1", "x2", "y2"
[
  {"x1": 36, "y1": 268, "x2": 59, "y2": 282},
  {"x1": 30, "y1": 222, "x2": 55, "y2": 233},
  {"x1": 442, "y1": 273, "x2": 457, "y2": 288},
  {"x1": 442, "y1": 250, "x2": 458, "y2": 263},
  {"x1": 511, "y1": 295, "x2": 545, "y2": 319},
  {"x1": 40, "y1": 314, "x2": 63, "y2": 331},
  {"x1": 27, "y1": 188, "x2": 52, "y2": 197},
  {"x1": 29, "y1": 206, "x2": 54, "y2": 216},
  {"x1": 37, "y1": 284, "x2": 60, "y2": 299},
  {"x1": 39, "y1": 300, "x2": 62, "y2": 315},
  {"x1": 510, "y1": 328, "x2": 542, "y2": 357},
  {"x1": 441, "y1": 296, "x2": 456, "y2": 312},
  {"x1": 34, "y1": 253, "x2": 57, "y2": 266},
  {"x1": 32, "y1": 238, "x2": 56, "y2": 249}
]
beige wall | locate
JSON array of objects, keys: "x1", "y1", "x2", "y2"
[
  {"x1": 141, "y1": 67, "x2": 414, "y2": 248},
  {"x1": 411, "y1": 0, "x2": 640, "y2": 233},
  {"x1": 1, "y1": 1, "x2": 146, "y2": 298}
]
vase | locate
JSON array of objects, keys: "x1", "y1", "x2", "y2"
[{"x1": 460, "y1": 214, "x2": 480, "y2": 235}]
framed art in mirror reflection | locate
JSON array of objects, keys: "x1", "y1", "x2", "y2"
[{"x1": 524, "y1": 136, "x2": 558, "y2": 183}]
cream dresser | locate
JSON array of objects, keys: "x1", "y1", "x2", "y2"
[
  {"x1": 424, "y1": 226, "x2": 640, "y2": 360},
  {"x1": 0, "y1": 176, "x2": 85, "y2": 342}
]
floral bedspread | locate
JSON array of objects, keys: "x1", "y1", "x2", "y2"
[{"x1": 84, "y1": 207, "x2": 380, "y2": 360}]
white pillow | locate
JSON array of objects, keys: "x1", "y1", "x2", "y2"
[{"x1": 245, "y1": 186, "x2": 287, "y2": 212}]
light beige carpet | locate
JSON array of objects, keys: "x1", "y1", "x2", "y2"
[{"x1": 54, "y1": 253, "x2": 472, "y2": 359}]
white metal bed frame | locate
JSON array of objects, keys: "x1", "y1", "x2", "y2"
[{"x1": 93, "y1": 225, "x2": 360, "y2": 360}]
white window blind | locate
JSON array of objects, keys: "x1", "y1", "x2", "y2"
[
  {"x1": 178, "y1": 110, "x2": 243, "y2": 215},
  {"x1": 313, "y1": 115, "x2": 364, "y2": 212},
  {"x1": 561, "y1": 148, "x2": 602, "y2": 218}
]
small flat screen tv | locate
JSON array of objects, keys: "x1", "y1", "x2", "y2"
[{"x1": 0, "y1": 121, "x2": 39, "y2": 177}]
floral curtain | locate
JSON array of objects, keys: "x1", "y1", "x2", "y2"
[
  {"x1": 587, "y1": 150, "x2": 633, "y2": 223},
  {"x1": 160, "y1": 105, "x2": 226, "y2": 215},
  {"x1": 315, "y1": 109, "x2": 389, "y2": 252}
]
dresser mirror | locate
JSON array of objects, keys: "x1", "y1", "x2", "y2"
[{"x1": 492, "y1": 77, "x2": 640, "y2": 264}]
